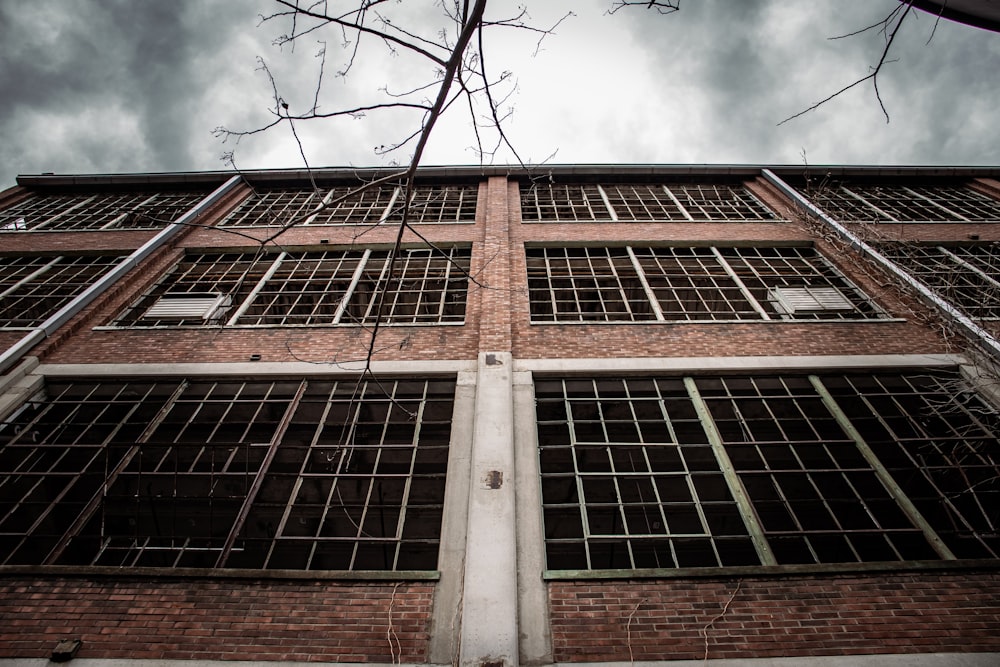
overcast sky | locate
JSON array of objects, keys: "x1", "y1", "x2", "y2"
[{"x1": 1, "y1": 0, "x2": 998, "y2": 188}]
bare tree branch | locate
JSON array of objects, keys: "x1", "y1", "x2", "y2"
[{"x1": 778, "y1": 2, "x2": 915, "y2": 126}]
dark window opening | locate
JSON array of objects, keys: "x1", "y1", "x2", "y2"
[
  {"x1": 536, "y1": 370, "x2": 1000, "y2": 571},
  {"x1": 0, "y1": 377, "x2": 455, "y2": 572}
]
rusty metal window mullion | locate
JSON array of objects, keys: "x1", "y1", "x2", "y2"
[
  {"x1": 808, "y1": 375, "x2": 957, "y2": 560},
  {"x1": 902, "y1": 186, "x2": 971, "y2": 222},
  {"x1": 215, "y1": 379, "x2": 308, "y2": 567},
  {"x1": 841, "y1": 186, "x2": 899, "y2": 222},
  {"x1": 662, "y1": 185, "x2": 695, "y2": 221},
  {"x1": 684, "y1": 377, "x2": 777, "y2": 566},
  {"x1": 333, "y1": 249, "x2": 371, "y2": 324},
  {"x1": 0, "y1": 256, "x2": 64, "y2": 300},
  {"x1": 711, "y1": 247, "x2": 771, "y2": 320},
  {"x1": 30, "y1": 195, "x2": 97, "y2": 231},
  {"x1": 45, "y1": 380, "x2": 191, "y2": 565},
  {"x1": 595, "y1": 185, "x2": 617, "y2": 221},
  {"x1": 626, "y1": 246, "x2": 665, "y2": 321},
  {"x1": 226, "y1": 252, "x2": 287, "y2": 325}
]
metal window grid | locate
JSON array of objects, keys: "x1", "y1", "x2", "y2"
[
  {"x1": 0, "y1": 377, "x2": 455, "y2": 571},
  {"x1": 520, "y1": 183, "x2": 779, "y2": 222},
  {"x1": 0, "y1": 191, "x2": 208, "y2": 231},
  {"x1": 880, "y1": 243, "x2": 1000, "y2": 320},
  {"x1": 526, "y1": 247, "x2": 657, "y2": 322},
  {"x1": 537, "y1": 369, "x2": 999, "y2": 572},
  {"x1": 809, "y1": 184, "x2": 1000, "y2": 223},
  {"x1": 824, "y1": 371, "x2": 1000, "y2": 559},
  {"x1": 0, "y1": 254, "x2": 126, "y2": 327},
  {"x1": 220, "y1": 184, "x2": 478, "y2": 226},
  {"x1": 114, "y1": 247, "x2": 471, "y2": 327},
  {"x1": 527, "y1": 245, "x2": 885, "y2": 323}
]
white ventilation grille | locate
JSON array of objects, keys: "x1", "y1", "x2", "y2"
[
  {"x1": 769, "y1": 287, "x2": 854, "y2": 314},
  {"x1": 144, "y1": 293, "x2": 231, "y2": 320}
]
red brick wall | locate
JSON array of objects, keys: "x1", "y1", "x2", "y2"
[
  {"x1": 507, "y1": 182, "x2": 951, "y2": 360},
  {"x1": 0, "y1": 577, "x2": 435, "y2": 663},
  {"x1": 549, "y1": 571, "x2": 1000, "y2": 661}
]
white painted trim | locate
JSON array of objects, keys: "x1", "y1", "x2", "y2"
[
  {"x1": 514, "y1": 354, "x2": 964, "y2": 374},
  {"x1": 36, "y1": 359, "x2": 477, "y2": 377}
]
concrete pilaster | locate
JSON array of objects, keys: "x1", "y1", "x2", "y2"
[
  {"x1": 459, "y1": 351, "x2": 518, "y2": 667},
  {"x1": 513, "y1": 370, "x2": 552, "y2": 665}
]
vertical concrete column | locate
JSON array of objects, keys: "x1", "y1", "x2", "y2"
[
  {"x1": 459, "y1": 351, "x2": 518, "y2": 667},
  {"x1": 513, "y1": 370, "x2": 552, "y2": 665},
  {"x1": 429, "y1": 370, "x2": 477, "y2": 664}
]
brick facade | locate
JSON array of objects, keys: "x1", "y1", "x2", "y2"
[
  {"x1": 549, "y1": 571, "x2": 1000, "y2": 661},
  {"x1": 2, "y1": 166, "x2": 1000, "y2": 665},
  {"x1": 0, "y1": 577, "x2": 434, "y2": 662}
]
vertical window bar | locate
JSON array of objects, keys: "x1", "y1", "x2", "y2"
[
  {"x1": 44, "y1": 381, "x2": 191, "y2": 564},
  {"x1": 625, "y1": 246, "x2": 664, "y2": 321},
  {"x1": 902, "y1": 187, "x2": 971, "y2": 222},
  {"x1": 808, "y1": 375, "x2": 956, "y2": 560},
  {"x1": 841, "y1": 187, "x2": 899, "y2": 222},
  {"x1": 661, "y1": 186, "x2": 695, "y2": 221},
  {"x1": 216, "y1": 380, "x2": 307, "y2": 567},
  {"x1": 29, "y1": 195, "x2": 97, "y2": 231},
  {"x1": 226, "y1": 252, "x2": 287, "y2": 325},
  {"x1": 333, "y1": 248, "x2": 372, "y2": 324},
  {"x1": 305, "y1": 189, "x2": 334, "y2": 225},
  {"x1": 711, "y1": 247, "x2": 771, "y2": 320},
  {"x1": 938, "y1": 246, "x2": 1000, "y2": 293},
  {"x1": 102, "y1": 194, "x2": 159, "y2": 229},
  {"x1": 595, "y1": 185, "x2": 618, "y2": 221},
  {"x1": 378, "y1": 187, "x2": 402, "y2": 224},
  {"x1": 684, "y1": 377, "x2": 776, "y2": 565},
  {"x1": 0, "y1": 256, "x2": 64, "y2": 299}
]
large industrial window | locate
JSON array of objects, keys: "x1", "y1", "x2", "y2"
[
  {"x1": 536, "y1": 369, "x2": 1000, "y2": 571},
  {"x1": 0, "y1": 254, "x2": 126, "y2": 327},
  {"x1": 805, "y1": 183, "x2": 1000, "y2": 223},
  {"x1": 520, "y1": 182, "x2": 779, "y2": 222},
  {"x1": 112, "y1": 246, "x2": 471, "y2": 327},
  {"x1": 0, "y1": 377, "x2": 455, "y2": 571},
  {"x1": 221, "y1": 184, "x2": 479, "y2": 226},
  {"x1": 880, "y1": 243, "x2": 1000, "y2": 320},
  {"x1": 527, "y1": 245, "x2": 885, "y2": 323},
  {"x1": 0, "y1": 190, "x2": 209, "y2": 231}
]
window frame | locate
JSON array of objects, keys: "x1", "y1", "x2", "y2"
[
  {"x1": 526, "y1": 244, "x2": 889, "y2": 324},
  {"x1": 535, "y1": 369, "x2": 1000, "y2": 576},
  {"x1": 0, "y1": 376, "x2": 457, "y2": 574},
  {"x1": 107, "y1": 245, "x2": 473, "y2": 329}
]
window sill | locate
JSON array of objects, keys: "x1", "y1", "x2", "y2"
[
  {"x1": 0, "y1": 564, "x2": 441, "y2": 581},
  {"x1": 543, "y1": 558, "x2": 1000, "y2": 581}
]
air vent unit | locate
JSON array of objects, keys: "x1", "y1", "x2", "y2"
[
  {"x1": 769, "y1": 286, "x2": 853, "y2": 314},
  {"x1": 144, "y1": 292, "x2": 231, "y2": 320}
]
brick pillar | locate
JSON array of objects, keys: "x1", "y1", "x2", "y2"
[{"x1": 477, "y1": 176, "x2": 513, "y2": 354}]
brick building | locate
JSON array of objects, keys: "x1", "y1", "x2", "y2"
[{"x1": 1, "y1": 165, "x2": 999, "y2": 666}]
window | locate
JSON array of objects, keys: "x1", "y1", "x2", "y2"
[
  {"x1": 805, "y1": 182, "x2": 1000, "y2": 223},
  {"x1": 221, "y1": 184, "x2": 479, "y2": 226},
  {"x1": 0, "y1": 377, "x2": 455, "y2": 571},
  {"x1": 536, "y1": 369, "x2": 1000, "y2": 571},
  {"x1": 526, "y1": 245, "x2": 885, "y2": 323},
  {"x1": 113, "y1": 246, "x2": 471, "y2": 327},
  {"x1": 880, "y1": 243, "x2": 1000, "y2": 320},
  {"x1": 520, "y1": 182, "x2": 779, "y2": 222},
  {"x1": 0, "y1": 191, "x2": 209, "y2": 231},
  {"x1": 0, "y1": 254, "x2": 126, "y2": 327}
]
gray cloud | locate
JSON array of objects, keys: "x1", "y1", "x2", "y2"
[{"x1": 1, "y1": 0, "x2": 998, "y2": 189}]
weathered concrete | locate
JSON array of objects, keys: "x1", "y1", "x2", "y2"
[
  {"x1": 428, "y1": 370, "x2": 477, "y2": 664},
  {"x1": 513, "y1": 370, "x2": 552, "y2": 665},
  {"x1": 459, "y1": 352, "x2": 518, "y2": 667},
  {"x1": 514, "y1": 354, "x2": 962, "y2": 375}
]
